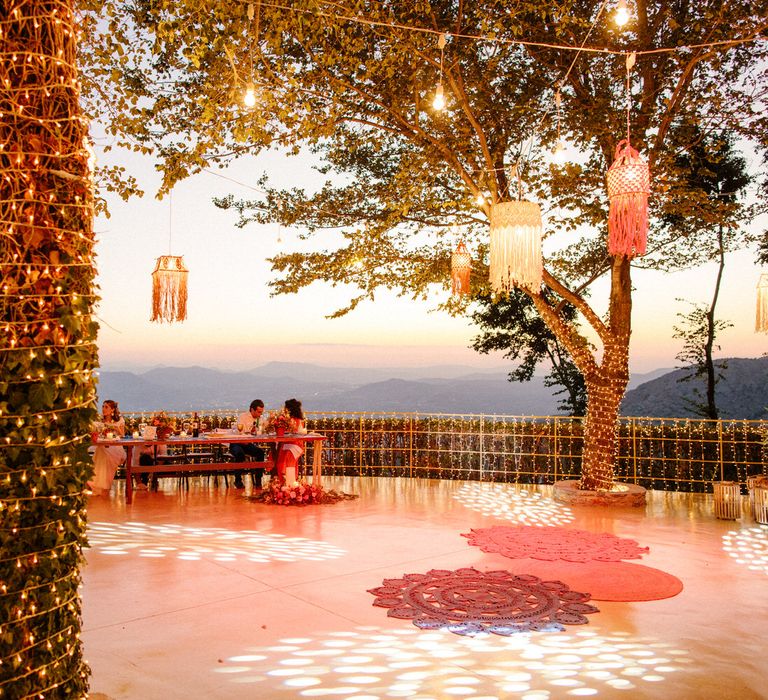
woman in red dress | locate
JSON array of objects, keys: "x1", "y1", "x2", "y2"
[{"x1": 275, "y1": 398, "x2": 307, "y2": 481}]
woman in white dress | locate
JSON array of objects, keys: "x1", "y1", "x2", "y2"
[
  {"x1": 275, "y1": 398, "x2": 307, "y2": 481},
  {"x1": 90, "y1": 399, "x2": 126, "y2": 496}
]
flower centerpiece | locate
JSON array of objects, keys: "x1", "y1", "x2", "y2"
[
  {"x1": 262, "y1": 477, "x2": 324, "y2": 506},
  {"x1": 266, "y1": 409, "x2": 292, "y2": 436}
]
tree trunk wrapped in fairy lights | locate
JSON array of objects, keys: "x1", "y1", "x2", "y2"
[
  {"x1": 0, "y1": 0, "x2": 96, "y2": 695},
  {"x1": 533, "y1": 257, "x2": 632, "y2": 492}
]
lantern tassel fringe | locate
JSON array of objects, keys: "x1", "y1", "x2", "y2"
[
  {"x1": 608, "y1": 192, "x2": 648, "y2": 257},
  {"x1": 757, "y1": 274, "x2": 768, "y2": 333}
]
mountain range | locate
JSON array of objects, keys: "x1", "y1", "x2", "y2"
[
  {"x1": 90, "y1": 360, "x2": 744, "y2": 417},
  {"x1": 620, "y1": 356, "x2": 768, "y2": 420}
]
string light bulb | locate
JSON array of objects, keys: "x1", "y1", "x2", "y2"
[
  {"x1": 433, "y1": 83, "x2": 446, "y2": 111},
  {"x1": 243, "y1": 82, "x2": 257, "y2": 108},
  {"x1": 615, "y1": 0, "x2": 630, "y2": 27},
  {"x1": 433, "y1": 32, "x2": 449, "y2": 111}
]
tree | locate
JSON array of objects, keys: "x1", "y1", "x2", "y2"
[
  {"x1": 673, "y1": 303, "x2": 732, "y2": 418},
  {"x1": 758, "y1": 231, "x2": 768, "y2": 264},
  {"x1": 471, "y1": 291, "x2": 587, "y2": 416},
  {"x1": 1, "y1": 1, "x2": 98, "y2": 696},
  {"x1": 80, "y1": 1, "x2": 768, "y2": 490},
  {"x1": 668, "y1": 132, "x2": 752, "y2": 419}
]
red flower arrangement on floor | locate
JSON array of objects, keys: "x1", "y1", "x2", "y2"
[
  {"x1": 262, "y1": 477, "x2": 324, "y2": 505},
  {"x1": 252, "y1": 477, "x2": 359, "y2": 506}
]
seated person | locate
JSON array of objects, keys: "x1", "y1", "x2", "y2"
[
  {"x1": 132, "y1": 413, "x2": 169, "y2": 490},
  {"x1": 230, "y1": 399, "x2": 267, "y2": 489},
  {"x1": 275, "y1": 398, "x2": 308, "y2": 482},
  {"x1": 89, "y1": 399, "x2": 126, "y2": 496}
]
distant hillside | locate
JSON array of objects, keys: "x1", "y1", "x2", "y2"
[
  {"x1": 95, "y1": 361, "x2": 761, "y2": 417},
  {"x1": 95, "y1": 363, "x2": 568, "y2": 414},
  {"x1": 621, "y1": 357, "x2": 768, "y2": 419}
]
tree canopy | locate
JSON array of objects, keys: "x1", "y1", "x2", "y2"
[{"x1": 81, "y1": 1, "x2": 767, "y2": 302}]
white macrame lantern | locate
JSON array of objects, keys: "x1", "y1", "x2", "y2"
[{"x1": 489, "y1": 200, "x2": 543, "y2": 292}]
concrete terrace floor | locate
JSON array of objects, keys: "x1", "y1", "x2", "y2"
[{"x1": 82, "y1": 476, "x2": 767, "y2": 700}]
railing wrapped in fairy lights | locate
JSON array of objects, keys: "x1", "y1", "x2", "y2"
[{"x1": 121, "y1": 411, "x2": 768, "y2": 493}]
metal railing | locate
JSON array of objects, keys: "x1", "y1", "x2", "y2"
[{"x1": 122, "y1": 410, "x2": 768, "y2": 493}]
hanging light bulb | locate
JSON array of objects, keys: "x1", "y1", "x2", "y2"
[
  {"x1": 433, "y1": 83, "x2": 446, "y2": 111},
  {"x1": 615, "y1": 0, "x2": 630, "y2": 26},
  {"x1": 432, "y1": 32, "x2": 449, "y2": 112},
  {"x1": 243, "y1": 82, "x2": 257, "y2": 108}
]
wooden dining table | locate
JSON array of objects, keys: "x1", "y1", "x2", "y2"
[{"x1": 95, "y1": 432, "x2": 327, "y2": 504}]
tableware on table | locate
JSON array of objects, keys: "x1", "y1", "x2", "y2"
[
  {"x1": 142, "y1": 425, "x2": 157, "y2": 440},
  {"x1": 237, "y1": 423, "x2": 244, "y2": 433},
  {"x1": 132, "y1": 431, "x2": 140, "y2": 438}
]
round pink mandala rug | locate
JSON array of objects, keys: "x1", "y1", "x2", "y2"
[
  {"x1": 463, "y1": 525, "x2": 649, "y2": 562},
  {"x1": 367, "y1": 567, "x2": 599, "y2": 636}
]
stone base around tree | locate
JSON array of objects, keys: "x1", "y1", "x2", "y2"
[{"x1": 553, "y1": 480, "x2": 647, "y2": 507}]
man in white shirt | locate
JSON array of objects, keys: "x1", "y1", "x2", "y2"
[{"x1": 231, "y1": 399, "x2": 267, "y2": 489}]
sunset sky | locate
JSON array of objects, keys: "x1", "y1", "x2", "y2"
[{"x1": 93, "y1": 145, "x2": 766, "y2": 376}]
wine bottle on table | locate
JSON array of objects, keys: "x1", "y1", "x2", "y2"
[{"x1": 192, "y1": 412, "x2": 200, "y2": 438}]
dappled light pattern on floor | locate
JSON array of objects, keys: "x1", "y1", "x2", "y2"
[
  {"x1": 215, "y1": 626, "x2": 691, "y2": 698},
  {"x1": 722, "y1": 526, "x2": 768, "y2": 576},
  {"x1": 453, "y1": 483, "x2": 575, "y2": 526},
  {"x1": 87, "y1": 521, "x2": 346, "y2": 563},
  {"x1": 463, "y1": 526, "x2": 649, "y2": 563},
  {"x1": 368, "y1": 568, "x2": 598, "y2": 636}
]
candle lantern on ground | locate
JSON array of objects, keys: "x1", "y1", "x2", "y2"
[
  {"x1": 606, "y1": 139, "x2": 650, "y2": 258},
  {"x1": 451, "y1": 241, "x2": 472, "y2": 296},
  {"x1": 489, "y1": 200, "x2": 543, "y2": 292},
  {"x1": 151, "y1": 255, "x2": 188, "y2": 323},
  {"x1": 754, "y1": 486, "x2": 768, "y2": 525},
  {"x1": 713, "y1": 481, "x2": 741, "y2": 520}
]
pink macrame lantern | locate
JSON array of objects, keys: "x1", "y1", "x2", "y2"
[
  {"x1": 489, "y1": 200, "x2": 543, "y2": 292},
  {"x1": 451, "y1": 241, "x2": 472, "y2": 296},
  {"x1": 606, "y1": 139, "x2": 650, "y2": 257},
  {"x1": 757, "y1": 273, "x2": 768, "y2": 333}
]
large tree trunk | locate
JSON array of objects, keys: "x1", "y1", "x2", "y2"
[
  {"x1": 0, "y1": 1, "x2": 96, "y2": 695},
  {"x1": 580, "y1": 373, "x2": 626, "y2": 491},
  {"x1": 579, "y1": 257, "x2": 631, "y2": 491}
]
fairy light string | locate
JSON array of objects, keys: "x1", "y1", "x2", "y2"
[
  {"x1": 0, "y1": 0, "x2": 97, "y2": 697},
  {"x1": 255, "y1": 0, "x2": 763, "y2": 58}
]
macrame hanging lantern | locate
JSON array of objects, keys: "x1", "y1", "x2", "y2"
[
  {"x1": 451, "y1": 241, "x2": 472, "y2": 296},
  {"x1": 489, "y1": 200, "x2": 543, "y2": 292},
  {"x1": 757, "y1": 273, "x2": 768, "y2": 333},
  {"x1": 151, "y1": 255, "x2": 188, "y2": 323},
  {"x1": 606, "y1": 138, "x2": 650, "y2": 258}
]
